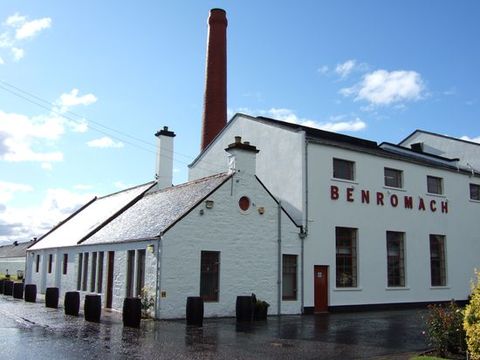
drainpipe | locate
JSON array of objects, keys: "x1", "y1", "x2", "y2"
[
  {"x1": 302, "y1": 138, "x2": 309, "y2": 314},
  {"x1": 155, "y1": 235, "x2": 163, "y2": 319},
  {"x1": 277, "y1": 201, "x2": 282, "y2": 316},
  {"x1": 299, "y1": 229, "x2": 306, "y2": 314}
]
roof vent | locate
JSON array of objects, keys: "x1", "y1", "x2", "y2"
[{"x1": 410, "y1": 142, "x2": 424, "y2": 152}]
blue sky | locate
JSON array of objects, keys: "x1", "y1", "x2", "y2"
[{"x1": 1, "y1": 1, "x2": 479, "y2": 244}]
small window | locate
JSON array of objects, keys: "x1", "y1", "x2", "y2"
[
  {"x1": 82, "y1": 252, "x2": 89, "y2": 291},
  {"x1": 63, "y1": 254, "x2": 68, "y2": 275},
  {"x1": 48, "y1": 254, "x2": 53, "y2": 274},
  {"x1": 97, "y1": 252, "x2": 104, "y2": 293},
  {"x1": 36, "y1": 254, "x2": 40, "y2": 273},
  {"x1": 384, "y1": 168, "x2": 403, "y2": 188},
  {"x1": 430, "y1": 234, "x2": 446, "y2": 286},
  {"x1": 335, "y1": 227, "x2": 358, "y2": 287},
  {"x1": 282, "y1": 255, "x2": 297, "y2": 300},
  {"x1": 90, "y1": 252, "x2": 97, "y2": 292},
  {"x1": 77, "y1": 253, "x2": 83, "y2": 290},
  {"x1": 386, "y1": 231, "x2": 405, "y2": 287},
  {"x1": 470, "y1": 184, "x2": 480, "y2": 201},
  {"x1": 427, "y1": 176, "x2": 443, "y2": 195},
  {"x1": 333, "y1": 158, "x2": 355, "y2": 181},
  {"x1": 126, "y1": 250, "x2": 135, "y2": 298},
  {"x1": 239, "y1": 196, "x2": 250, "y2": 211},
  {"x1": 200, "y1": 251, "x2": 220, "y2": 302}
]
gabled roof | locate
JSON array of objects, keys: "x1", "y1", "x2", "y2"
[
  {"x1": 28, "y1": 182, "x2": 155, "y2": 251},
  {"x1": 399, "y1": 129, "x2": 480, "y2": 148},
  {"x1": 82, "y1": 172, "x2": 232, "y2": 245},
  {"x1": 0, "y1": 241, "x2": 31, "y2": 258}
]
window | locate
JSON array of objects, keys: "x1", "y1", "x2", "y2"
[
  {"x1": 430, "y1": 234, "x2": 446, "y2": 286},
  {"x1": 82, "y1": 252, "x2": 89, "y2": 291},
  {"x1": 136, "y1": 250, "x2": 146, "y2": 297},
  {"x1": 386, "y1": 231, "x2": 405, "y2": 287},
  {"x1": 335, "y1": 227, "x2": 358, "y2": 287},
  {"x1": 36, "y1": 254, "x2": 40, "y2": 273},
  {"x1": 470, "y1": 184, "x2": 480, "y2": 201},
  {"x1": 282, "y1": 255, "x2": 297, "y2": 300},
  {"x1": 97, "y1": 252, "x2": 104, "y2": 293},
  {"x1": 427, "y1": 176, "x2": 443, "y2": 195},
  {"x1": 126, "y1": 250, "x2": 135, "y2": 298},
  {"x1": 48, "y1": 254, "x2": 53, "y2": 274},
  {"x1": 90, "y1": 252, "x2": 97, "y2": 292},
  {"x1": 384, "y1": 168, "x2": 403, "y2": 188},
  {"x1": 63, "y1": 254, "x2": 68, "y2": 275},
  {"x1": 200, "y1": 251, "x2": 220, "y2": 302},
  {"x1": 77, "y1": 253, "x2": 83, "y2": 290},
  {"x1": 333, "y1": 158, "x2": 355, "y2": 181}
]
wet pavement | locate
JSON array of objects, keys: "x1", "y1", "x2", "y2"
[{"x1": 0, "y1": 295, "x2": 429, "y2": 359}]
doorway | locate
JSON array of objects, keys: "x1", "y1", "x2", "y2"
[
  {"x1": 314, "y1": 265, "x2": 329, "y2": 313},
  {"x1": 106, "y1": 251, "x2": 114, "y2": 308}
]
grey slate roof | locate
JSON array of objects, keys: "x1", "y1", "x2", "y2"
[
  {"x1": 0, "y1": 241, "x2": 31, "y2": 258},
  {"x1": 83, "y1": 172, "x2": 232, "y2": 245},
  {"x1": 29, "y1": 182, "x2": 155, "y2": 251}
]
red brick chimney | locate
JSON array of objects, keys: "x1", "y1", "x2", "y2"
[{"x1": 201, "y1": 8, "x2": 227, "y2": 150}]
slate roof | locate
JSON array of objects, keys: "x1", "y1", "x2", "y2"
[
  {"x1": 83, "y1": 172, "x2": 232, "y2": 245},
  {"x1": 0, "y1": 241, "x2": 31, "y2": 258},
  {"x1": 28, "y1": 182, "x2": 155, "y2": 251}
]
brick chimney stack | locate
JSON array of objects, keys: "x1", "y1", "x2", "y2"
[{"x1": 201, "y1": 8, "x2": 228, "y2": 150}]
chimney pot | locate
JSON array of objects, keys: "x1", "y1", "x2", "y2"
[
  {"x1": 235, "y1": 136, "x2": 241, "y2": 144},
  {"x1": 243, "y1": 141, "x2": 250, "y2": 145}
]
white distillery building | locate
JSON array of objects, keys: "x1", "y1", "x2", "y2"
[
  {"x1": 26, "y1": 134, "x2": 302, "y2": 319},
  {"x1": 189, "y1": 113, "x2": 480, "y2": 313}
]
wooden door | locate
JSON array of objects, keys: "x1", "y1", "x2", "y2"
[
  {"x1": 106, "y1": 251, "x2": 114, "y2": 308},
  {"x1": 314, "y1": 265, "x2": 329, "y2": 313}
]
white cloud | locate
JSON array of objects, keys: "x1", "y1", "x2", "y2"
[
  {"x1": 11, "y1": 47, "x2": 24, "y2": 61},
  {"x1": 335, "y1": 60, "x2": 356, "y2": 79},
  {"x1": 340, "y1": 69, "x2": 425, "y2": 106},
  {"x1": 41, "y1": 162, "x2": 53, "y2": 171},
  {"x1": 317, "y1": 65, "x2": 329, "y2": 75},
  {"x1": 0, "y1": 56, "x2": 4, "y2": 64},
  {"x1": 87, "y1": 136, "x2": 124, "y2": 148},
  {"x1": 236, "y1": 107, "x2": 366, "y2": 133},
  {"x1": 69, "y1": 120, "x2": 88, "y2": 133},
  {"x1": 73, "y1": 184, "x2": 93, "y2": 190},
  {"x1": 113, "y1": 181, "x2": 132, "y2": 190},
  {"x1": 460, "y1": 135, "x2": 480, "y2": 144},
  {"x1": 15, "y1": 17, "x2": 52, "y2": 40},
  {"x1": 5, "y1": 13, "x2": 27, "y2": 27},
  {"x1": 57, "y1": 89, "x2": 97, "y2": 113},
  {"x1": 0, "y1": 181, "x2": 33, "y2": 203}
]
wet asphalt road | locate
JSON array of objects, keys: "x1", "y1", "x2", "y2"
[{"x1": 0, "y1": 295, "x2": 428, "y2": 360}]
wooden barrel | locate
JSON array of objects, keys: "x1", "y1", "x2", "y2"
[
  {"x1": 3, "y1": 280, "x2": 14, "y2": 296},
  {"x1": 24, "y1": 284, "x2": 37, "y2": 303},
  {"x1": 84, "y1": 294, "x2": 101, "y2": 322},
  {"x1": 64, "y1": 291, "x2": 80, "y2": 316},
  {"x1": 13, "y1": 282, "x2": 24, "y2": 299},
  {"x1": 122, "y1": 297, "x2": 142, "y2": 328},
  {"x1": 45, "y1": 287, "x2": 59, "y2": 308},
  {"x1": 236, "y1": 296, "x2": 254, "y2": 322},
  {"x1": 186, "y1": 296, "x2": 204, "y2": 327}
]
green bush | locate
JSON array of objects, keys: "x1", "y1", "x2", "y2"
[
  {"x1": 464, "y1": 271, "x2": 480, "y2": 359},
  {"x1": 424, "y1": 301, "x2": 466, "y2": 357}
]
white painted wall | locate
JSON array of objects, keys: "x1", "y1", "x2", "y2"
[
  {"x1": 159, "y1": 166, "x2": 302, "y2": 319},
  {"x1": 305, "y1": 141, "x2": 480, "y2": 308},
  {"x1": 189, "y1": 114, "x2": 305, "y2": 226},
  {"x1": 0, "y1": 257, "x2": 25, "y2": 276}
]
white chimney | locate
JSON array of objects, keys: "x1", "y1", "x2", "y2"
[
  {"x1": 224, "y1": 136, "x2": 259, "y2": 176},
  {"x1": 155, "y1": 126, "x2": 176, "y2": 189}
]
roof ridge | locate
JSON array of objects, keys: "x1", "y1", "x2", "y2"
[{"x1": 97, "y1": 180, "x2": 156, "y2": 200}]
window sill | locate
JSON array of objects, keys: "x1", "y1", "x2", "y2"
[
  {"x1": 430, "y1": 286, "x2": 450, "y2": 290},
  {"x1": 425, "y1": 193, "x2": 446, "y2": 198},
  {"x1": 383, "y1": 186, "x2": 406, "y2": 192},
  {"x1": 334, "y1": 287, "x2": 362, "y2": 291},
  {"x1": 469, "y1": 199, "x2": 480, "y2": 203},
  {"x1": 386, "y1": 287, "x2": 410, "y2": 291},
  {"x1": 331, "y1": 178, "x2": 358, "y2": 185},
  {"x1": 282, "y1": 298, "x2": 298, "y2": 302}
]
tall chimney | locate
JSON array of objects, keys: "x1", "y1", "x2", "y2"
[
  {"x1": 155, "y1": 126, "x2": 176, "y2": 189},
  {"x1": 201, "y1": 8, "x2": 227, "y2": 150}
]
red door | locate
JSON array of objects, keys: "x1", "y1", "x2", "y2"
[{"x1": 314, "y1": 266, "x2": 329, "y2": 313}]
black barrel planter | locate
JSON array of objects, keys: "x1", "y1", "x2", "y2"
[
  {"x1": 84, "y1": 294, "x2": 101, "y2": 323},
  {"x1": 64, "y1": 291, "x2": 80, "y2": 316},
  {"x1": 3, "y1": 280, "x2": 14, "y2": 296},
  {"x1": 186, "y1": 296, "x2": 204, "y2": 327},
  {"x1": 236, "y1": 296, "x2": 255, "y2": 322},
  {"x1": 13, "y1": 282, "x2": 24, "y2": 299},
  {"x1": 45, "y1": 287, "x2": 59, "y2": 308},
  {"x1": 122, "y1": 297, "x2": 142, "y2": 328},
  {"x1": 0, "y1": 279, "x2": 4, "y2": 294},
  {"x1": 24, "y1": 284, "x2": 37, "y2": 303}
]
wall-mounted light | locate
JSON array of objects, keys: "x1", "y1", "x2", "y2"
[
  {"x1": 258, "y1": 207, "x2": 265, "y2": 215},
  {"x1": 147, "y1": 244, "x2": 155, "y2": 253},
  {"x1": 199, "y1": 209, "x2": 205, "y2": 215},
  {"x1": 205, "y1": 200, "x2": 214, "y2": 209}
]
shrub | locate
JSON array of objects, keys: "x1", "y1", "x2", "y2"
[
  {"x1": 139, "y1": 287, "x2": 155, "y2": 318},
  {"x1": 464, "y1": 271, "x2": 480, "y2": 359},
  {"x1": 424, "y1": 301, "x2": 466, "y2": 357}
]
